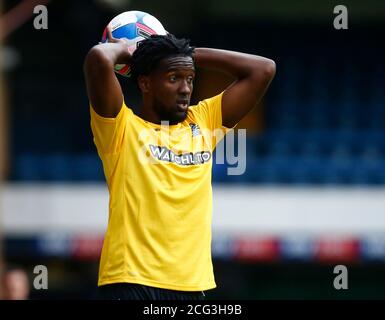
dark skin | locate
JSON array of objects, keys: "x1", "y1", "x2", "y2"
[
  {"x1": 138, "y1": 55, "x2": 195, "y2": 125},
  {"x1": 84, "y1": 28, "x2": 276, "y2": 128}
]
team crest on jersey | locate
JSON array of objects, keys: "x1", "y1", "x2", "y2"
[{"x1": 189, "y1": 123, "x2": 201, "y2": 137}]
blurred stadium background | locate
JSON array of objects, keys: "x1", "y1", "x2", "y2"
[{"x1": 1, "y1": 0, "x2": 385, "y2": 299}]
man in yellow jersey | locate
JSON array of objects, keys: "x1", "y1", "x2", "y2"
[{"x1": 84, "y1": 27, "x2": 275, "y2": 300}]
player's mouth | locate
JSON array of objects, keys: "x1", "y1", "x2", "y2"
[{"x1": 176, "y1": 99, "x2": 189, "y2": 111}]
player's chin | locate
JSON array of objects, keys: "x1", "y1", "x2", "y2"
[{"x1": 170, "y1": 111, "x2": 188, "y2": 124}]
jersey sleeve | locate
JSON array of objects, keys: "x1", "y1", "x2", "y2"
[{"x1": 89, "y1": 102, "x2": 129, "y2": 155}]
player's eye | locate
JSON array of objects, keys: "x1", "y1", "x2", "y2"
[
  {"x1": 187, "y1": 76, "x2": 194, "y2": 84},
  {"x1": 169, "y1": 75, "x2": 177, "y2": 82}
]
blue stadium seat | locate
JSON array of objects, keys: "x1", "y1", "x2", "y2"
[
  {"x1": 14, "y1": 154, "x2": 42, "y2": 181},
  {"x1": 41, "y1": 154, "x2": 72, "y2": 181},
  {"x1": 71, "y1": 154, "x2": 104, "y2": 181}
]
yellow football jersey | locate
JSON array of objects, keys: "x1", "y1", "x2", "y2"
[{"x1": 90, "y1": 92, "x2": 228, "y2": 291}]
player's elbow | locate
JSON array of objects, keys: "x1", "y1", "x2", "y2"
[
  {"x1": 248, "y1": 58, "x2": 276, "y2": 87},
  {"x1": 258, "y1": 58, "x2": 276, "y2": 81},
  {"x1": 265, "y1": 59, "x2": 276, "y2": 78},
  {"x1": 84, "y1": 46, "x2": 111, "y2": 75}
]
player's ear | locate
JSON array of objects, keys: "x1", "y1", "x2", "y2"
[{"x1": 138, "y1": 75, "x2": 150, "y2": 93}]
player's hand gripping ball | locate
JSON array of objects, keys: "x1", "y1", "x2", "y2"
[{"x1": 101, "y1": 11, "x2": 167, "y2": 77}]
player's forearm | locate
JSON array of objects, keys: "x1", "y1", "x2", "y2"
[
  {"x1": 85, "y1": 43, "x2": 131, "y2": 68},
  {"x1": 193, "y1": 47, "x2": 275, "y2": 80}
]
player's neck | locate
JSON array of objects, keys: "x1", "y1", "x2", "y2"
[{"x1": 138, "y1": 106, "x2": 160, "y2": 124}]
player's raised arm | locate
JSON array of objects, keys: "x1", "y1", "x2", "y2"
[
  {"x1": 193, "y1": 48, "x2": 276, "y2": 128},
  {"x1": 83, "y1": 27, "x2": 132, "y2": 118}
]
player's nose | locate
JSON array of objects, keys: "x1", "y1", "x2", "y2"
[{"x1": 178, "y1": 80, "x2": 191, "y2": 95}]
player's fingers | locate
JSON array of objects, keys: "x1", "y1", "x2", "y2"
[{"x1": 106, "y1": 26, "x2": 114, "y2": 42}]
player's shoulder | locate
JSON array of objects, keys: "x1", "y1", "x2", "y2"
[
  {"x1": 190, "y1": 92, "x2": 223, "y2": 109},
  {"x1": 188, "y1": 92, "x2": 224, "y2": 115},
  {"x1": 90, "y1": 99, "x2": 134, "y2": 121},
  {"x1": 115, "y1": 100, "x2": 137, "y2": 120}
]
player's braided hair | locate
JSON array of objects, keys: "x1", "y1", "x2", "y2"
[{"x1": 130, "y1": 33, "x2": 195, "y2": 84}]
